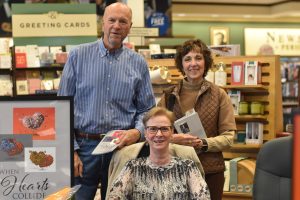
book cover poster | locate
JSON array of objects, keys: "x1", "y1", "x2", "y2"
[
  {"x1": 0, "y1": 134, "x2": 32, "y2": 162},
  {"x1": 0, "y1": 97, "x2": 72, "y2": 199},
  {"x1": 25, "y1": 147, "x2": 56, "y2": 172},
  {"x1": 13, "y1": 107, "x2": 56, "y2": 140},
  {"x1": 144, "y1": 0, "x2": 172, "y2": 36}
]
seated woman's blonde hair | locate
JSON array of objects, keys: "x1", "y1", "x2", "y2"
[{"x1": 142, "y1": 107, "x2": 175, "y2": 126}]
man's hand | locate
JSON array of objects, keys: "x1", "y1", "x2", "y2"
[
  {"x1": 115, "y1": 129, "x2": 140, "y2": 149},
  {"x1": 74, "y1": 151, "x2": 83, "y2": 177},
  {"x1": 171, "y1": 133, "x2": 201, "y2": 147}
]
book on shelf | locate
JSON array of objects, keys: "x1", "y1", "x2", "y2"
[
  {"x1": 55, "y1": 52, "x2": 68, "y2": 64},
  {"x1": 245, "y1": 122, "x2": 263, "y2": 145},
  {"x1": 0, "y1": 54, "x2": 12, "y2": 69},
  {"x1": 223, "y1": 160, "x2": 230, "y2": 192},
  {"x1": 50, "y1": 46, "x2": 63, "y2": 61},
  {"x1": 0, "y1": 75, "x2": 12, "y2": 96},
  {"x1": 231, "y1": 61, "x2": 244, "y2": 85},
  {"x1": 28, "y1": 78, "x2": 41, "y2": 94},
  {"x1": 26, "y1": 70, "x2": 41, "y2": 94},
  {"x1": 174, "y1": 109, "x2": 207, "y2": 138},
  {"x1": 38, "y1": 46, "x2": 50, "y2": 57},
  {"x1": 92, "y1": 130, "x2": 124, "y2": 155},
  {"x1": 227, "y1": 90, "x2": 241, "y2": 115},
  {"x1": 53, "y1": 78, "x2": 61, "y2": 90},
  {"x1": 38, "y1": 46, "x2": 53, "y2": 66},
  {"x1": 26, "y1": 45, "x2": 40, "y2": 68},
  {"x1": 149, "y1": 44, "x2": 161, "y2": 55},
  {"x1": 41, "y1": 79, "x2": 54, "y2": 90},
  {"x1": 15, "y1": 53, "x2": 27, "y2": 68},
  {"x1": 244, "y1": 61, "x2": 261, "y2": 85},
  {"x1": 16, "y1": 80, "x2": 29, "y2": 95},
  {"x1": 0, "y1": 38, "x2": 12, "y2": 54},
  {"x1": 40, "y1": 52, "x2": 54, "y2": 66}
]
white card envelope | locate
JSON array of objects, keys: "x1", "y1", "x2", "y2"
[{"x1": 91, "y1": 130, "x2": 123, "y2": 155}]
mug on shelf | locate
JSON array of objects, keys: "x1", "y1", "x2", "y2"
[
  {"x1": 238, "y1": 101, "x2": 249, "y2": 115},
  {"x1": 250, "y1": 102, "x2": 264, "y2": 115},
  {"x1": 237, "y1": 131, "x2": 246, "y2": 143}
]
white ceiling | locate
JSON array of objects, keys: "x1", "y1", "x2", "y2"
[
  {"x1": 172, "y1": 0, "x2": 300, "y2": 22},
  {"x1": 173, "y1": 0, "x2": 291, "y2": 5}
]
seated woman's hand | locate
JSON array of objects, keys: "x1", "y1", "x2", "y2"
[{"x1": 171, "y1": 133, "x2": 201, "y2": 147}]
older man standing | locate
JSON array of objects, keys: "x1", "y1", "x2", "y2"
[{"x1": 58, "y1": 2, "x2": 155, "y2": 199}]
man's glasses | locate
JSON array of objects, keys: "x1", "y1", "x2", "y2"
[{"x1": 146, "y1": 126, "x2": 172, "y2": 135}]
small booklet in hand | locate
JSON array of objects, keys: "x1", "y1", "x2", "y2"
[
  {"x1": 91, "y1": 130, "x2": 123, "y2": 155},
  {"x1": 174, "y1": 109, "x2": 207, "y2": 138}
]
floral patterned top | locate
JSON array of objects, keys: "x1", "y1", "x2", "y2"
[{"x1": 108, "y1": 156, "x2": 210, "y2": 200}]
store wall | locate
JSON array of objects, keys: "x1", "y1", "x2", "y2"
[{"x1": 173, "y1": 21, "x2": 300, "y2": 55}]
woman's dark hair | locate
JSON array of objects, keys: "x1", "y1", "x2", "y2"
[{"x1": 175, "y1": 39, "x2": 213, "y2": 78}]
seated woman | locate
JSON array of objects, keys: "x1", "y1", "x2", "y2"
[{"x1": 107, "y1": 107, "x2": 210, "y2": 200}]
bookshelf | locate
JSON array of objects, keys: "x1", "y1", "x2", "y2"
[
  {"x1": 215, "y1": 55, "x2": 283, "y2": 159},
  {"x1": 280, "y1": 56, "x2": 299, "y2": 131}
]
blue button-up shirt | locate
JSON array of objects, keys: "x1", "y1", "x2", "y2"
[{"x1": 58, "y1": 39, "x2": 155, "y2": 149}]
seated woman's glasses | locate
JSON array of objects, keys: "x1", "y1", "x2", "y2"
[{"x1": 146, "y1": 126, "x2": 172, "y2": 134}]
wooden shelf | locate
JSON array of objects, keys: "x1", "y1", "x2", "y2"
[
  {"x1": 222, "y1": 84, "x2": 268, "y2": 92},
  {"x1": 235, "y1": 115, "x2": 267, "y2": 121},
  {"x1": 230, "y1": 143, "x2": 262, "y2": 151},
  {"x1": 214, "y1": 55, "x2": 283, "y2": 141},
  {"x1": 223, "y1": 144, "x2": 261, "y2": 159},
  {"x1": 223, "y1": 192, "x2": 252, "y2": 200}
]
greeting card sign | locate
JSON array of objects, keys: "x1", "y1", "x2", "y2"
[{"x1": 0, "y1": 96, "x2": 73, "y2": 200}]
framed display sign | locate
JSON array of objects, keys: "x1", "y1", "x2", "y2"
[
  {"x1": 0, "y1": 96, "x2": 74, "y2": 200},
  {"x1": 245, "y1": 28, "x2": 300, "y2": 56},
  {"x1": 210, "y1": 27, "x2": 229, "y2": 46}
]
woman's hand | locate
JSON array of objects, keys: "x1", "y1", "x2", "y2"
[{"x1": 171, "y1": 133, "x2": 201, "y2": 147}]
